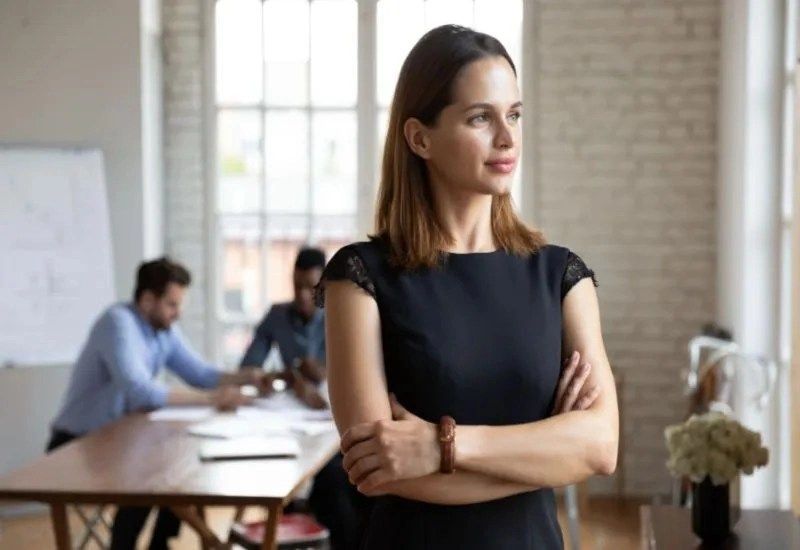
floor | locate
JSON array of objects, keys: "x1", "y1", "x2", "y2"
[{"x1": 0, "y1": 496, "x2": 644, "y2": 549}]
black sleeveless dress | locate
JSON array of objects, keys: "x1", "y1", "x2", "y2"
[{"x1": 315, "y1": 237, "x2": 597, "y2": 550}]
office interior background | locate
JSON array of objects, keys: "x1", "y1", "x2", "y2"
[{"x1": 1, "y1": 0, "x2": 800, "y2": 547}]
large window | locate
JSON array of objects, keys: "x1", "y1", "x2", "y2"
[{"x1": 214, "y1": 0, "x2": 523, "y2": 365}]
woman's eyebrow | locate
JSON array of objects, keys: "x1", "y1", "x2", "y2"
[{"x1": 463, "y1": 101, "x2": 523, "y2": 112}]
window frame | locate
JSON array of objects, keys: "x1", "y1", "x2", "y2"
[{"x1": 204, "y1": 0, "x2": 530, "y2": 365}]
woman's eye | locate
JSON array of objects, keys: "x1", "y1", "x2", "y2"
[
  {"x1": 469, "y1": 114, "x2": 489, "y2": 124},
  {"x1": 508, "y1": 112, "x2": 522, "y2": 122}
]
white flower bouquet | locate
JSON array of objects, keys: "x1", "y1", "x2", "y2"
[{"x1": 664, "y1": 412, "x2": 769, "y2": 486}]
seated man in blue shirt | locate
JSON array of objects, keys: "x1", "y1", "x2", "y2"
[
  {"x1": 240, "y1": 247, "x2": 367, "y2": 550},
  {"x1": 48, "y1": 256, "x2": 269, "y2": 550}
]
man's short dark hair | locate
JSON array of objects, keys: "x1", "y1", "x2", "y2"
[
  {"x1": 294, "y1": 247, "x2": 326, "y2": 271},
  {"x1": 134, "y1": 256, "x2": 191, "y2": 301}
]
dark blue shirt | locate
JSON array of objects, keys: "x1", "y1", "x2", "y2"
[{"x1": 239, "y1": 302, "x2": 325, "y2": 369}]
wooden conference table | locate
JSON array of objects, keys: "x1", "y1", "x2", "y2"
[{"x1": 0, "y1": 413, "x2": 340, "y2": 549}]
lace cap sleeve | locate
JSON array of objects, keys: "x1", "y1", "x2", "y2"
[
  {"x1": 314, "y1": 246, "x2": 376, "y2": 308},
  {"x1": 561, "y1": 251, "x2": 598, "y2": 301}
]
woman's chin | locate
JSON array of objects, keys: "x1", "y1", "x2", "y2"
[
  {"x1": 477, "y1": 178, "x2": 512, "y2": 196},
  {"x1": 454, "y1": 174, "x2": 512, "y2": 197}
]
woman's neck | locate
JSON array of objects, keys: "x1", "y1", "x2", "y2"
[{"x1": 431, "y1": 182, "x2": 496, "y2": 253}]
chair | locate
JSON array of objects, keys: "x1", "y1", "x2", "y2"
[
  {"x1": 563, "y1": 484, "x2": 581, "y2": 550},
  {"x1": 562, "y1": 371, "x2": 626, "y2": 550},
  {"x1": 673, "y1": 330, "x2": 777, "y2": 506},
  {"x1": 228, "y1": 512, "x2": 330, "y2": 550},
  {"x1": 72, "y1": 504, "x2": 112, "y2": 549}
]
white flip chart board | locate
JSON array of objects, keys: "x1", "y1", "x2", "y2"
[{"x1": 0, "y1": 148, "x2": 114, "y2": 366}]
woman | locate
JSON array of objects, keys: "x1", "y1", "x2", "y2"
[{"x1": 314, "y1": 25, "x2": 618, "y2": 549}]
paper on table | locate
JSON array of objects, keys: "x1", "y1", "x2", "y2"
[
  {"x1": 244, "y1": 402, "x2": 333, "y2": 421},
  {"x1": 290, "y1": 421, "x2": 336, "y2": 436},
  {"x1": 150, "y1": 391, "x2": 333, "y2": 423},
  {"x1": 188, "y1": 412, "x2": 336, "y2": 439},
  {"x1": 149, "y1": 405, "x2": 333, "y2": 434},
  {"x1": 148, "y1": 406, "x2": 216, "y2": 422},
  {"x1": 187, "y1": 417, "x2": 268, "y2": 439},
  {"x1": 251, "y1": 392, "x2": 333, "y2": 420},
  {"x1": 199, "y1": 435, "x2": 301, "y2": 461}
]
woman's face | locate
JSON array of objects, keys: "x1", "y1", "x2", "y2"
[{"x1": 420, "y1": 55, "x2": 522, "y2": 196}]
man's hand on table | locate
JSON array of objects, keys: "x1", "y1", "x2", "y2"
[
  {"x1": 296, "y1": 357, "x2": 327, "y2": 384},
  {"x1": 286, "y1": 366, "x2": 328, "y2": 410},
  {"x1": 212, "y1": 385, "x2": 254, "y2": 412}
]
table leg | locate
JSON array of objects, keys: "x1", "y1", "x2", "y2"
[
  {"x1": 261, "y1": 504, "x2": 282, "y2": 550},
  {"x1": 50, "y1": 503, "x2": 71, "y2": 550}
]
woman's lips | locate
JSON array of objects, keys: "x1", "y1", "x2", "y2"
[{"x1": 485, "y1": 159, "x2": 517, "y2": 174}]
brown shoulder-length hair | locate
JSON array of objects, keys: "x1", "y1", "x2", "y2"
[{"x1": 371, "y1": 24, "x2": 546, "y2": 270}]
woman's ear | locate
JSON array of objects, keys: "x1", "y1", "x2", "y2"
[{"x1": 403, "y1": 117, "x2": 432, "y2": 159}]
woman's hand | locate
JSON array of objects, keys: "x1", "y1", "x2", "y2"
[
  {"x1": 341, "y1": 394, "x2": 439, "y2": 494},
  {"x1": 552, "y1": 350, "x2": 600, "y2": 415}
]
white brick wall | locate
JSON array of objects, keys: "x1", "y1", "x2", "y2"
[
  {"x1": 532, "y1": 0, "x2": 719, "y2": 497},
  {"x1": 162, "y1": 0, "x2": 721, "y2": 497},
  {"x1": 162, "y1": 0, "x2": 208, "y2": 352}
]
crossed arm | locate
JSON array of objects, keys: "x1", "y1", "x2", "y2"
[{"x1": 324, "y1": 277, "x2": 619, "y2": 505}]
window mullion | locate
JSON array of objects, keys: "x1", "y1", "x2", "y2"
[
  {"x1": 260, "y1": 0, "x2": 270, "y2": 309},
  {"x1": 307, "y1": 0, "x2": 314, "y2": 241},
  {"x1": 520, "y1": 0, "x2": 537, "y2": 225},
  {"x1": 357, "y1": 0, "x2": 378, "y2": 239},
  {"x1": 206, "y1": 0, "x2": 220, "y2": 362}
]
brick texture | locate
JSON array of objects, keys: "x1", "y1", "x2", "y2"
[
  {"x1": 163, "y1": 0, "x2": 207, "y2": 352},
  {"x1": 531, "y1": 0, "x2": 719, "y2": 496}
]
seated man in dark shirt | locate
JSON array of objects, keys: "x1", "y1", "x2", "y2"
[{"x1": 240, "y1": 247, "x2": 366, "y2": 549}]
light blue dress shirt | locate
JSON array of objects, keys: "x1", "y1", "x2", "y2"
[{"x1": 51, "y1": 302, "x2": 220, "y2": 435}]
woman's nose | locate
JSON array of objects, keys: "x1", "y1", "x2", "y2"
[{"x1": 494, "y1": 121, "x2": 514, "y2": 150}]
